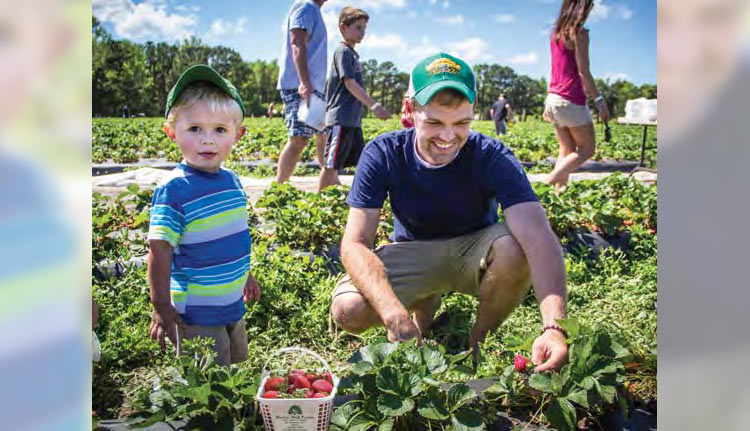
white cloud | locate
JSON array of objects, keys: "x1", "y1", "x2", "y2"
[
  {"x1": 326, "y1": 0, "x2": 406, "y2": 11},
  {"x1": 406, "y1": 10, "x2": 418, "y2": 19},
  {"x1": 590, "y1": 1, "x2": 634, "y2": 22},
  {"x1": 174, "y1": 4, "x2": 200, "y2": 14},
  {"x1": 589, "y1": 0, "x2": 611, "y2": 22},
  {"x1": 617, "y1": 5, "x2": 634, "y2": 20},
  {"x1": 493, "y1": 14, "x2": 515, "y2": 24},
  {"x1": 365, "y1": 33, "x2": 405, "y2": 49},
  {"x1": 204, "y1": 17, "x2": 248, "y2": 43},
  {"x1": 429, "y1": 0, "x2": 437, "y2": 4},
  {"x1": 435, "y1": 14, "x2": 464, "y2": 25},
  {"x1": 446, "y1": 37, "x2": 492, "y2": 63},
  {"x1": 92, "y1": 0, "x2": 197, "y2": 42},
  {"x1": 443, "y1": 1, "x2": 450, "y2": 8},
  {"x1": 509, "y1": 51, "x2": 539, "y2": 65},
  {"x1": 605, "y1": 71, "x2": 629, "y2": 81}
]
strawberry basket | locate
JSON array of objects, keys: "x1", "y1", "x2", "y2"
[{"x1": 255, "y1": 347, "x2": 339, "y2": 431}]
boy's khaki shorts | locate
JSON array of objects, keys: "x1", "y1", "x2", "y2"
[
  {"x1": 332, "y1": 223, "x2": 511, "y2": 308},
  {"x1": 176, "y1": 319, "x2": 248, "y2": 365}
]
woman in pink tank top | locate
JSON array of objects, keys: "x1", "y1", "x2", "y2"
[{"x1": 543, "y1": 0, "x2": 610, "y2": 188}]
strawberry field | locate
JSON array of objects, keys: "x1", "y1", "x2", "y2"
[
  {"x1": 93, "y1": 171, "x2": 657, "y2": 430},
  {"x1": 92, "y1": 117, "x2": 656, "y2": 171}
]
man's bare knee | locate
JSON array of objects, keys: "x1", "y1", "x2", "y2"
[
  {"x1": 331, "y1": 293, "x2": 376, "y2": 333},
  {"x1": 488, "y1": 235, "x2": 530, "y2": 280}
]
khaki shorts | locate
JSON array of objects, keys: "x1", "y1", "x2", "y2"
[
  {"x1": 177, "y1": 319, "x2": 248, "y2": 365},
  {"x1": 543, "y1": 93, "x2": 593, "y2": 127},
  {"x1": 332, "y1": 223, "x2": 511, "y2": 308}
]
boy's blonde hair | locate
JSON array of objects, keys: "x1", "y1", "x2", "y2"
[
  {"x1": 165, "y1": 81, "x2": 244, "y2": 127},
  {"x1": 339, "y1": 7, "x2": 369, "y2": 28}
]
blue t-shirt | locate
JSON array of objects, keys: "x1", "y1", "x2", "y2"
[
  {"x1": 347, "y1": 129, "x2": 538, "y2": 242},
  {"x1": 277, "y1": 0, "x2": 328, "y2": 93},
  {"x1": 148, "y1": 163, "x2": 252, "y2": 326}
]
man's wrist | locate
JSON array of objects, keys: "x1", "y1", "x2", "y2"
[
  {"x1": 593, "y1": 94, "x2": 605, "y2": 103},
  {"x1": 370, "y1": 102, "x2": 382, "y2": 110},
  {"x1": 541, "y1": 324, "x2": 568, "y2": 338}
]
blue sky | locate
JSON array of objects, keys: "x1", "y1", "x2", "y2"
[{"x1": 93, "y1": 0, "x2": 656, "y2": 85}]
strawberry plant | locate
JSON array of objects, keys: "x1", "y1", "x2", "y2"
[
  {"x1": 485, "y1": 319, "x2": 631, "y2": 430},
  {"x1": 332, "y1": 341, "x2": 484, "y2": 431},
  {"x1": 128, "y1": 337, "x2": 261, "y2": 431}
]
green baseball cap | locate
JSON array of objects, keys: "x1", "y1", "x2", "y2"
[
  {"x1": 408, "y1": 53, "x2": 476, "y2": 105},
  {"x1": 165, "y1": 64, "x2": 246, "y2": 118}
]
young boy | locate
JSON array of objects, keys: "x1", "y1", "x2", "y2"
[
  {"x1": 319, "y1": 7, "x2": 390, "y2": 192},
  {"x1": 147, "y1": 64, "x2": 260, "y2": 366}
]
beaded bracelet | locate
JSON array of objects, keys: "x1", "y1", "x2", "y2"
[{"x1": 541, "y1": 324, "x2": 568, "y2": 338}]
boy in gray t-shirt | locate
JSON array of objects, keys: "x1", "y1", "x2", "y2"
[{"x1": 319, "y1": 7, "x2": 390, "y2": 192}]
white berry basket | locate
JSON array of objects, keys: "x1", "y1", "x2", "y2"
[{"x1": 255, "y1": 347, "x2": 339, "y2": 431}]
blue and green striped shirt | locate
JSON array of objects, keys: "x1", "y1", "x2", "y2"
[{"x1": 148, "y1": 163, "x2": 251, "y2": 326}]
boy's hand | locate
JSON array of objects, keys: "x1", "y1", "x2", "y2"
[
  {"x1": 373, "y1": 104, "x2": 391, "y2": 120},
  {"x1": 243, "y1": 272, "x2": 261, "y2": 303},
  {"x1": 150, "y1": 302, "x2": 185, "y2": 353}
]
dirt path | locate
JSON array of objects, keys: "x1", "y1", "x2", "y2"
[{"x1": 92, "y1": 168, "x2": 657, "y2": 204}]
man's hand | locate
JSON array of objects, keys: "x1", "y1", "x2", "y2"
[
  {"x1": 150, "y1": 302, "x2": 185, "y2": 353},
  {"x1": 531, "y1": 329, "x2": 568, "y2": 372},
  {"x1": 243, "y1": 272, "x2": 261, "y2": 303},
  {"x1": 384, "y1": 311, "x2": 421, "y2": 343},
  {"x1": 373, "y1": 104, "x2": 391, "y2": 120},
  {"x1": 298, "y1": 81, "x2": 312, "y2": 105}
]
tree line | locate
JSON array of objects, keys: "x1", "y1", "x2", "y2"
[{"x1": 93, "y1": 18, "x2": 656, "y2": 120}]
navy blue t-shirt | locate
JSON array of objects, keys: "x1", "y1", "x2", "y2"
[{"x1": 347, "y1": 129, "x2": 538, "y2": 242}]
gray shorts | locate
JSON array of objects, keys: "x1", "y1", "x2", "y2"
[
  {"x1": 332, "y1": 223, "x2": 511, "y2": 308},
  {"x1": 177, "y1": 319, "x2": 248, "y2": 365}
]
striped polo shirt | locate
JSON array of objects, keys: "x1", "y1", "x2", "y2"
[{"x1": 147, "y1": 163, "x2": 251, "y2": 326}]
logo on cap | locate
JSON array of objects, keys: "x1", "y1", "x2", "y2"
[{"x1": 426, "y1": 58, "x2": 461, "y2": 76}]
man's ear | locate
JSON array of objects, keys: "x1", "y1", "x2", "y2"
[
  {"x1": 404, "y1": 99, "x2": 414, "y2": 113},
  {"x1": 162, "y1": 123, "x2": 176, "y2": 141},
  {"x1": 236, "y1": 126, "x2": 247, "y2": 141}
]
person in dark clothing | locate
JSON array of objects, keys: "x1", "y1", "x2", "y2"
[{"x1": 490, "y1": 93, "x2": 511, "y2": 135}]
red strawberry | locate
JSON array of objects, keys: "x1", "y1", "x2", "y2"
[
  {"x1": 648, "y1": 228, "x2": 656, "y2": 235},
  {"x1": 286, "y1": 384, "x2": 296, "y2": 394},
  {"x1": 323, "y1": 371, "x2": 333, "y2": 383},
  {"x1": 312, "y1": 392, "x2": 329, "y2": 398},
  {"x1": 261, "y1": 391, "x2": 279, "y2": 399},
  {"x1": 294, "y1": 375, "x2": 311, "y2": 389},
  {"x1": 306, "y1": 373, "x2": 318, "y2": 382},
  {"x1": 514, "y1": 354, "x2": 532, "y2": 373},
  {"x1": 312, "y1": 379, "x2": 333, "y2": 393},
  {"x1": 305, "y1": 389, "x2": 315, "y2": 398},
  {"x1": 264, "y1": 376, "x2": 285, "y2": 392}
]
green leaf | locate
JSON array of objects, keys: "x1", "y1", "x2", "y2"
[
  {"x1": 417, "y1": 391, "x2": 450, "y2": 420},
  {"x1": 378, "y1": 418, "x2": 394, "y2": 431},
  {"x1": 445, "y1": 349, "x2": 472, "y2": 365},
  {"x1": 377, "y1": 394, "x2": 414, "y2": 417},
  {"x1": 127, "y1": 183, "x2": 140, "y2": 193},
  {"x1": 529, "y1": 373, "x2": 553, "y2": 393},
  {"x1": 483, "y1": 381, "x2": 509, "y2": 396},
  {"x1": 421, "y1": 345, "x2": 448, "y2": 375},
  {"x1": 352, "y1": 360, "x2": 375, "y2": 376},
  {"x1": 599, "y1": 383, "x2": 617, "y2": 403},
  {"x1": 610, "y1": 341, "x2": 631, "y2": 360},
  {"x1": 566, "y1": 389, "x2": 590, "y2": 409},
  {"x1": 580, "y1": 376, "x2": 596, "y2": 390},
  {"x1": 330, "y1": 402, "x2": 360, "y2": 430},
  {"x1": 376, "y1": 367, "x2": 404, "y2": 396},
  {"x1": 545, "y1": 398, "x2": 577, "y2": 431},
  {"x1": 551, "y1": 372, "x2": 565, "y2": 395},
  {"x1": 451, "y1": 408, "x2": 485, "y2": 431},
  {"x1": 173, "y1": 383, "x2": 211, "y2": 405},
  {"x1": 556, "y1": 318, "x2": 579, "y2": 340},
  {"x1": 447, "y1": 383, "x2": 476, "y2": 411}
]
